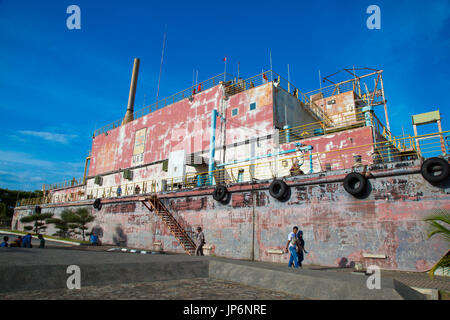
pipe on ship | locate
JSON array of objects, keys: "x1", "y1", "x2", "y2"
[{"x1": 122, "y1": 58, "x2": 140, "y2": 125}]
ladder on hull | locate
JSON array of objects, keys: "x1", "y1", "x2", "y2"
[{"x1": 141, "y1": 195, "x2": 196, "y2": 255}]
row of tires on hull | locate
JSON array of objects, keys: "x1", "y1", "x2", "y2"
[
  {"x1": 212, "y1": 180, "x2": 291, "y2": 202},
  {"x1": 84, "y1": 158, "x2": 449, "y2": 208},
  {"x1": 211, "y1": 157, "x2": 450, "y2": 201}
]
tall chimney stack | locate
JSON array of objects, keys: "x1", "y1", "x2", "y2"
[{"x1": 122, "y1": 58, "x2": 140, "y2": 125}]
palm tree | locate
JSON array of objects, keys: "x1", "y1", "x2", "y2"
[{"x1": 424, "y1": 209, "x2": 450, "y2": 279}]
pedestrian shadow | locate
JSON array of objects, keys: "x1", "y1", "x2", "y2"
[
  {"x1": 91, "y1": 225, "x2": 104, "y2": 238},
  {"x1": 337, "y1": 257, "x2": 355, "y2": 268},
  {"x1": 112, "y1": 225, "x2": 127, "y2": 246}
]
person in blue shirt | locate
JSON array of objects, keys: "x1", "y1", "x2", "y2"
[
  {"x1": 89, "y1": 233, "x2": 99, "y2": 245},
  {"x1": 22, "y1": 233, "x2": 32, "y2": 248},
  {"x1": 285, "y1": 226, "x2": 300, "y2": 268},
  {"x1": 0, "y1": 236, "x2": 9, "y2": 247}
]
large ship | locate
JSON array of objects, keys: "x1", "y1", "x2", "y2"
[{"x1": 13, "y1": 59, "x2": 449, "y2": 272}]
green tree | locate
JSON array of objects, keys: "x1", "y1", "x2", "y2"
[
  {"x1": 58, "y1": 208, "x2": 95, "y2": 241},
  {"x1": 0, "y1": 188, "x2": 43, "y2": 218},
  {"x1": 424, "y1": 209, "x2": 450, "y2": 279},
  {"x1": 47, "y1": 218, "x2": 69, "y2": 237},
  {"x1": 0, "y1": 203, "x2": 7, "y2": 217},
  {"x1": 20, "y1": 212, "x2": 54, "y2": 234},
  {"x1": 47, "y1": 215, "x2": 70, "y2": 238},
  {"x1": 47, "y1": 209, "x2": 82, "y2": 238},
  {"x1": 74, "y1": 208, "x2": 95, "y2": 241}
]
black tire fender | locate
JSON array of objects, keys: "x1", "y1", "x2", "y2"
[
  {"x1": 269, "y1": 179, "x2": 289, "y2": 199},
  {"x1": 343, "y1": 172, "x2": 367, "y2": 196},
  {"x1": 93, "y1": 198, "x2": 101, "y2": 209},
  {"x1": 421, "y1": 157, "x2": 450, "y2": 183},
  {"x1": 213, "y1": 185, "x2": 228, "y2": 202}
]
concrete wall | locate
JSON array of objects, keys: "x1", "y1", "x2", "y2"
[
  {"x1": 89, "y1": 85, "x2": 224, "y2": 177},
  {"x1": 84, "y1": 83, "x2": 277, "y2": 195},
  {"x1": 273, "y1": 86, "x2": 317, "y2": 129},
  {"x1": 89, "y1": 83, "x2": 276, "y2": 178},
  {"x1": 312, "y1": 91, "x2": 362, "y2": 127},
  {"x1": 14, "y1": 160, "x2": 450, "y2": 272}
]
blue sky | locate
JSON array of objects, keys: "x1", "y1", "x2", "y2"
[{"x1": 0, "y1": 0, "x2": 449, "y2": 191}]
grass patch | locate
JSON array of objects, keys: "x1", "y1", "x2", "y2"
[{"x1": 0, "y1": 229, "x2": 90, "y2": 244}]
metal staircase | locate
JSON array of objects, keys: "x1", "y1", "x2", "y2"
[{"x1": 141, "y1": 195, "x2": 196, "y2": 255}]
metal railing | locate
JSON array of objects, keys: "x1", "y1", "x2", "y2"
[
  {"x1": 278, "y1": 110, "x2": 366, "y2": 143},
  {"x1": 224, "y1": 70, "x2": 333, "y2": 126},
  {"x1": 306, "y1": 80, "x2": 356, "y2": 100},
  {"x1": 93, "y1": 69, "x2": 335, "y2": 138},
  {"x1": 16, "y1": 197, "x2": 47, "y2": 206},
  {"x1": 43, "y1": 177, "x2": 85, "y2": 191},
  {"x1": 305, "y1": 70, "x2": 383, "y2": 102},
  {"x1": 277, "y1": 109, "x2": 394, "y2": 144},
  {"x1": 87, "y1": 180, "x2": 158, "y2": 200}
]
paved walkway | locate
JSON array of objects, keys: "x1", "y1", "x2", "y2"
[
  {"x1": 0, "y1": 278, "x2": 306, "y2": 300},
  {"x1": 305, "y1": 265, "x2": 450, "y2": 291},
  {"x1": 2, "y1": 243, "x2": 448, "y2": 299},
  {"x1": 37, "y1": 244, "x2": 450, "y2": 292}
]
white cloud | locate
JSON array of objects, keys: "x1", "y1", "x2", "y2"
[
  {"x1": 0, "y1": 150, "x2": 55, "y2": 167},
  {"x1": 18, "y1": 130, "x2": 78, "y2": 144},
  {"x1": 0, "y1": 151, "x2": 84, "y2": 190}
]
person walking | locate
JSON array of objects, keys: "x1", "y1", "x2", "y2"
[
  {"x1": 12, "y1": 236, "x2": 22, "y2": 247},
  {"x1": 0, "y1": 236, "x2": 9, "y2": 247},
  {"x1": 285, "y1": 226, "x2": 300, "y2": 268},
  {"x1": 22, "y1": 233, "x2": 32, "y2": 248},
  {"x1": 296, "y1": 230, "x2": 308, "y2": 267},
  {"x1": 38, "y1": 234, "x2": 45, "y2": 248},
  {"x1": 195, "y1": 227, "x2": 205, "y2": 256}
]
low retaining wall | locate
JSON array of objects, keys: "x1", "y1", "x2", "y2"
[{"x1": 208, "y1": 260, "x2": 425, "y2": 300}]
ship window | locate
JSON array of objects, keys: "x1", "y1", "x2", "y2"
[
  {"x1": 162, "y1": 160, "x2": 168, "y2": 172},
  {"x1": 232, "y1": 108, "x2": 238, "y2": 116},
  {"x1": 249, "y1": 102, "x2": 256, "y2": 111}
]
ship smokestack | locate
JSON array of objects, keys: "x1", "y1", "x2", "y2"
[{"x1": 122, "y1": 58, "x2": 140, "y2": 125}]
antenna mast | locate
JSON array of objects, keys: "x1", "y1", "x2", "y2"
[{"x1": 156, "y1": 26, "x2": 167, "y2": 102}]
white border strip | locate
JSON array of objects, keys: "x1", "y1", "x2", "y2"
[{"x1": 0, "y1": 230, "x2": 81, "y2": 246}]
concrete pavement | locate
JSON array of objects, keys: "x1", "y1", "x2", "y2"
[{"x1": 0, "y1": 247, "x2": 428, "y2": 299}]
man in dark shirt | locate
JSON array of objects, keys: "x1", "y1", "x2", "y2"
[
  {"x1": 296, "y1": 230, "x2": 308, "y2": 267},
  {"x1": 195, "y1": 227, "x2": 205, "y2": 256},
  {"x1": 38, "y1": 234, "x2": 45, "y2": 248}
]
